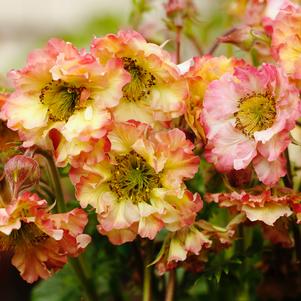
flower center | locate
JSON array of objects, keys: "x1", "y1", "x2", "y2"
[
  {"x1": 40, "y1": 80, "x2": 84, "y2": 121},
  {"x1": 122, "y1": 57, "x2": 156, "y2": 102},
  {"x1": 108, "y1": 152, "x2": 161, "y2": 203},
  {"x1": 234, "y1": 93, "x2": 276, "y2": 137},
  {"x1": 0, "y1": 222, "x2": 49, "y2": 251}
]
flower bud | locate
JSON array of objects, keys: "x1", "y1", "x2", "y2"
[
  {"x1": 165, "y1": 0, "x2": 185, "y2": 16},
  {"x1": 4, "y1": 155, "x2": 40, "y2": 195},
  {"x1": 219, "y1": 26, "x2": 270, "y2": 51}
]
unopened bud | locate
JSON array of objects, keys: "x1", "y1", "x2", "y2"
[
  {"x1": 219, "y1": 26, "x2": 270, "y2": 51},
  {"x1": 4, "y1": 155, "x2": 40, "y2": 195},
  {"x1": 165, "y1": 0, "x2": 185, "y2": 17},
  {"x1": 164, "y1": 0, "x2": 197, "y2": 27}
]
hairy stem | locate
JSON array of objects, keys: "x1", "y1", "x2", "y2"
[{"x1": 165, "y1": 270, "x2": 176, "y2": 301}]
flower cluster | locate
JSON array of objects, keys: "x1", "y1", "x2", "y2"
[{"x1": 1, "y1": 0, "x2": 301, "y2": 287}]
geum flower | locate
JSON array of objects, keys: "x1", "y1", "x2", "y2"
[
  {"x1": 91, "y1": 30, "x2": 188, "y2": 126},
  {"x1": 71, "y1": 121, "x2": 201, "y2": 245},
  {"x1": 181, "y1": 55, "x2": 243, "y2": 141},
  {"x1": 205, "y1": 188, "x2": 298, "y2": 226},
  {"x1": 2, "y1": 38, "x2": 130, "y2": 167},
  {"x1": 153, "y1": 214, "x2": 245, "y2": 275},
  {"x1": 0, "y1": 191, "x2": 90, "y2": 283},
  {"x1": 202, "y1": 63, "x2": 300, "y2": 185},
  {"x1": 271, "y1": 2, "x2": 301, "y2": 85}
]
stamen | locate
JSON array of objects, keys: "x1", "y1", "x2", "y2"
[
  {"x1": 122, "y1": 57, "x2": 156, "y2": 102},
  {"x1": 235, "y1": 93, "x2": 276, "y2": 137},
  {"x1": 40, "y1": 80, "x2": 84, "y2": 122},
  {"x1": 108, "y1": 152, "x2": 161, "y2": 203}
]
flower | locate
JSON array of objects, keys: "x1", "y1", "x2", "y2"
[
  {"x1": 205, "y1": 189, "x2": 294, "y2": 225},
  {"x1": 2, "y1": 38, "x2": 130, "y2": 167},
  {"x1": 202, "y1": 63, "x2": 300, "y2": 185},
  {"x1": 154, "y1": 214, "x2": 244, "y2": 274},
  {"x1": 0, "y1": 93, "x2": 21, "y2": 174},
  {"x1": 71, "y1": 121, "x2": 201, "y2": 244},
  {"x1": 183, "y1": 55, "x2": 243, "y2": 140},
  {"x1": 154, "y1": 224, "x2": 212, "y2": 275},
  {"x1": 91, "y1": 30, "x2": 188, "y2": 126},
  {"x1": 271, "y1": 2, "x2": 301, "y2": 84},
  {"x1": 0, "y1": 191, "x2": 90, "y2": 283}
]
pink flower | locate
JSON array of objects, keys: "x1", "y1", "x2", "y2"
[
  {"x1": 202, "y1": 63, "x2": 300, "y2": 185},
  {"x1": 71, "y1": 121, "x2": 201, "y2": 244},
  {"x1": 0, "y1": 191, "x2": 90, "y2": 283},
  {"x1": 183, "y1": 55, "x2": 244, "y2": 141}
]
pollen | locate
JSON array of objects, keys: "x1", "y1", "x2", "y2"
[
  {"x1": 108, "y1": 152, "x2": 161, "y2": 204},
  {"x1": 39, "y1": 80, "x2": 84, "y2": 122},
  {"x1": 121, "y1": 57, "x2": 156, "y2": 103},
  {"x1": 235, "y1": 93, "x2": 276, "y2": 137}
]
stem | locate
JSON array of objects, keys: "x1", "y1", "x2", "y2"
[
  {"x1": 283, "y1": 149, "x2": 301, "y2": 263},
  {"x1": 38, "y1": 150, "x2": 66, "y2": 212},
  {"x1": 185, "y1": 32, "x2": 203, "y2": 56},
  {"x1": 38, "y1": 150, "x2": 98, "y2": 301},
  {"x1": 207, "y1": 28, "x2": 236, "y2": 55},
  {"x1": 143, "y1": 244, "x2": 152, "y2": 301},
  {"x1": 293, "y1": 223, "x2": 301, "y2": 263},
  {"x1": 175, "y1": 26, "x2": 182, "y2": 64},
  {"x1": 165, "y1": 270, "x2": 176, "y2": 301},
  {"x1": 70, "y1": 258, "x2": 98, "y2": 301},
  {"x1": 283, "y1": 149, "x2": 293, "y2": 189}
]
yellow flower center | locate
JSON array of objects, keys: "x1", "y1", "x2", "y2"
[
  {"x1": 235, "y1": 93, "x2": 276, "y2": 137},
  {"x1": 40, "y1": 80, "x2": 84, "y2": 121},
  {"x1": 122, "y1": 57, "x2": 156, "y2": 102},
  {"x1": 108, "y1": 152, "x2": 161, "y2": 203},
  {"x1": 0, "y1": 222, "x2": 49, "y2": 251}
]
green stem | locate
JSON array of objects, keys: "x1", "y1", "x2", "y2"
[
  {"x1": 70, "y1": 258, "x2": 98, "y2": 301},
  {"x1": 37, "y1": 150, "x2": 66, "y2": 212},
  {"x1": 38, "y1": 150, "x2": 98, "y2": 301},
  {"x1": 283, "y1": 149, "x2": 301, "y2": 263},
  {"x1": 283, "y1": 149, "x2": 293, "y2": 189},
  {"x1": 143, "y1": 244, "x2": 152, "y2": 301},
  {"x1": 165, "y1": 270, "x2": 176, "y2": 301}
]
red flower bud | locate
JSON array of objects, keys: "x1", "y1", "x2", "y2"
[{"x1": 4, "y1": 155, "x2": 40, "y2": 196}]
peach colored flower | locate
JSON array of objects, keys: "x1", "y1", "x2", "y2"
[
  {"x1": 205, "y1": 189, "x2": 296, "y2": 225},
  {"x1": 91, "y1": 30, "x2": 188, "y2": 126},
  {"x1": 0, "y1": 191, "x2": 90, "y2": 283},
  {"x1": 271, "y1": 2, "x2": 301, "y2": 84},
  {"x1": 71, "y1": 121, "x2": 201, "y2": 244},
  {"x1": 2, "y1": 38, "x2": 130, "y2": 167},
  {"x1": 202, "y1": 63, "x2": 300, "y2": 185},
  {"x1": 154, "y1": 214, "x2": 245, "y2": 275}
]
